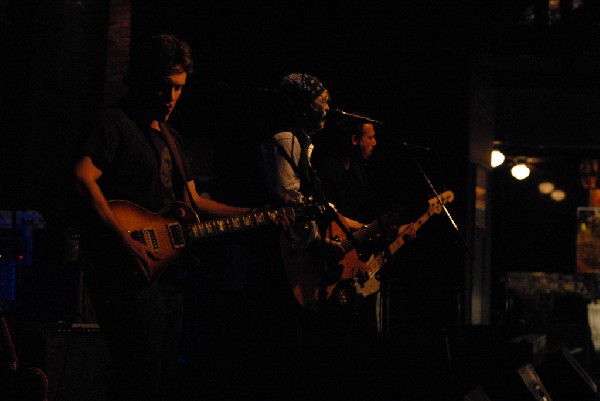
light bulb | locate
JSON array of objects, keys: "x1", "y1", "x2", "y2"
[
  {"x1": 491, "y1": 150, "x2": 505, "y2": 168},
  {"x1": 538, "y1": 182, "x2": 554, "y2": 194},
  {"x1": 550, "y1": 189, "x2": 566, "y2": 201},
  {"x1": 511, "y1": 163, "x2": 530, "y2": 180}
]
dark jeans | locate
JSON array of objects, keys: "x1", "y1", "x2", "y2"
[{"x1": 94, "y1": 278, "x2": 183, "y2": 401}]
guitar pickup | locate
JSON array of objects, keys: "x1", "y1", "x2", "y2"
[
  {"x1": 168, "y1": 223, "x2": 186, "y2": 248},
  {"x1": 132, "y1": 228, "x2": 159, "y2": 253}
]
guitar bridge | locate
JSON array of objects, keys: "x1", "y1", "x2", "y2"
[{"x1": 168, "y1": 223, "x2": 186, "y2": 248}]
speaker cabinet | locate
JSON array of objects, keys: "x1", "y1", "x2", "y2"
[{"x1": 44, "y1": 325, "x2": 112, "y2": 401}]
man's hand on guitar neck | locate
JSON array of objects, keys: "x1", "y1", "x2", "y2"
[
  {"x1": 247, "y1": 205, "x2": 295, "y2": 231},
  {"x1": 398, "y1": 223, "x2": 417, "y2": 242},
  {"x1": 272, "y1": 209, "x2": 295, "y2": 231}
]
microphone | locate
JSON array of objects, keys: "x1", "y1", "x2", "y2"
[
  {"x1": 330, "y1": 109, "x2": 383, "y2": 125},
  {"x1": 398, "y1": 142, "x2": 433, "y2": 153},
  {"x1": 391, "y1": 137, "x2": 436, "y2": 154}
]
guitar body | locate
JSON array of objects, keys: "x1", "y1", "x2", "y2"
[
  {"x1": 108, "y1": 200, "x2": 200, "y2": 282},
  {"x1": 279, "y1": 234, "x2": 323, "y2": 309},
  {"x1": 280, "y1": 215, "x2": 370, "y2": 308},
  {"x1": 328, "y1": 219, "x2": 370, "y2": 281},
  {"x1": 326, "y1": 220, "x2": 371, "y2": 305}
]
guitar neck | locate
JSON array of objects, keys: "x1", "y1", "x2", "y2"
[
  {"x1": 338, "y1": 212, "x2": 397, "y2": 254},
  {"x1": 387, "y1": 211, "x2": 430, "y2": 256},
  {"x1": 189, "y1": 207, "x2": 297, "y2": 240},
  {"x1": 366, "y1": 210, "x2": 433, "y2": 277},
  {"x1": 355, "y1": 191, "x2": 454, "y2": 298}
]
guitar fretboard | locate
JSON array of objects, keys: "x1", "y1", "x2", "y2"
[
  {"x1": 367, "y1": 192, "x2": 454, "y2": 278},
  {"x1": 337, "y1": 212, "x2": 399, "y2": 254},
  {"x1": 189, "y1": 208, "x2": 297, "y2": 239},
  {"x1": 368, "y1": 212, "x2": 431, "y2": 277}
]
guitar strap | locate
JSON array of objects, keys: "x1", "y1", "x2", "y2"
[
  {"x1": 272, "y1": 133, "x2": 362, "y2": 253},
  {"x1": 158, "y1": 121, "x2": 201, "y2": 215},
  {"x1": 272, "y1": 137, "x2": 301, "y2": 177}
]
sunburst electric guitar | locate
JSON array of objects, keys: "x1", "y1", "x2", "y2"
[{"x1": 108, "y1": 199, "x2": 325, "y2": 283}]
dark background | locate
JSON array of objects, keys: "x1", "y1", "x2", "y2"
[
  {"x1": 2, "y1": 0, "x2": 488, "y2": 221},
  {"x1": 1, "y1": 0, "x2": 481, "y2": 322},
  {"x1": 2, "y1": 1, "x2": 600, "y2": 399},
  {"x1": 3, "y1": 0, "x2": 598, "y2": 265}
]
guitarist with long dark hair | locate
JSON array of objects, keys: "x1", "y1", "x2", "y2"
[{"x1": 73, "y1": 34, "x2": 288, "y2": 401}]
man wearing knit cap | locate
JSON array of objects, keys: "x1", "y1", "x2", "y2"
[
  {"x1": 260, "y1": 72, "x2": 365, "y2": 307},
  {"x1": 256, "y1": 72, "x2": 367, "y2": 399},
  {"x1": 278, "y1": 72, "x2": 328, "y2": 133}
]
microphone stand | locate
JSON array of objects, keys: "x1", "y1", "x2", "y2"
[
  {"x1": 392, "y1": 138, "x2": 473, "y2": 259},
  {"x1": 412, "y1": 156, "x2": 472, "y2": 258},
  {"x1": 390, "y1": 139, "x2": 473, "y2": 400}
]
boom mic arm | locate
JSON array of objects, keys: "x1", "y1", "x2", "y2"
[{"x1": 330, "y1": 109, "x2": 383, "y2": 125}]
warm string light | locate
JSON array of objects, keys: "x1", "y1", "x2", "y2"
[
  {"x1": 491, "y1": 150, "x2": 505, "y2": 168},
  {"x1": 550, "y1": 189, "x2": 566, "y2": 201},
  {"x1": 492, "y1": 150, "x2": 566, "y2": 201},
  {"x1": 511, "y1": 163, "x2": 530, "y2": 180},
  {"x1": 538, "y1": 182, "x2": 554, "y2": 194},
  {"x1": 491, "y1": 150, "x2": 531, "y2": 180}
]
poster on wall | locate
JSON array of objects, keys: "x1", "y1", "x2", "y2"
[{"x1": 577, "y1": 207, "x2": 600, "y2": 272}]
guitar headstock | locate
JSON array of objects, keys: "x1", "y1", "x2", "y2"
[{"x1": 428, "y1": 190, "x2": 455, "y2": 214}]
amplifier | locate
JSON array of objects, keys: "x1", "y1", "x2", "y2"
[{"x1": 44, "y1": 324, "x2": 113, "y2": 401}]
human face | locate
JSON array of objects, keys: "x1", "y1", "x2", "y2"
[
  {"x1": 353, "y1": 124, "x2": 377, "y2": 160},
  {"x1": 152, "y1": 70, "x2": 187, "y2": 122},
  {"x1": 306, "y1": 90, "x2": 330, "y2": 134}
]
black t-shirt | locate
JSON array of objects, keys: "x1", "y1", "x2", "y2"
[
  {"x1": 79, "y1": 107, "x2": 192, "y2": 213},
  {"x1": 77, "y1": 107, "x2": 195, "y2": 289},
  {"x1": 314, "y1": 154, "x2": 380, "y2": 224}
]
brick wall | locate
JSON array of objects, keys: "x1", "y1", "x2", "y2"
[{"x1": 103, "y1": 0, "x2": 131, "y2": 105}]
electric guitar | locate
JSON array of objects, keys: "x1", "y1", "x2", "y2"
[
  {"x1": 107, "y1": 199, "x2": 325, "y2": 283},
  {"x1": 329, "y1": 191, "x2": 454, "y2": 304},
  {"x1": 0, "y1": 305, "x2": 49, "y2": 401},
  {"x1": 354, "y1": 190, "x2": 455, "y2": 297},
  {"x1": 324, "y1": 210, "x2": 413, "y2": 299},
  {"x1": 281, "y1": 205, "x2": 413, "y2": 308}
]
